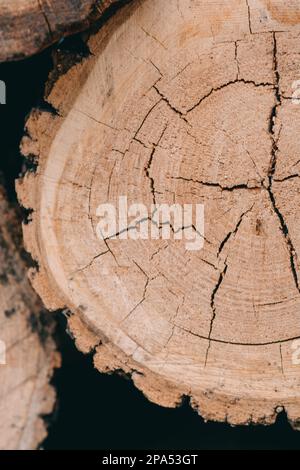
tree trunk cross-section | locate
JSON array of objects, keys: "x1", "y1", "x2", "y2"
[
  {"x1": 0, "y1": 0, "x2": 124, "y2": 62},
  {"x1": 0, "y1": 182, "x2": 59, "y2": 450},
  {"x1": 17, "y1": 0, "x2": 300, "y2": 427}
]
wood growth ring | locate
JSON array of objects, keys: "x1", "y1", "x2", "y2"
[{"x1": 17, "y1": 0, "x2": 300, "y2": 427}]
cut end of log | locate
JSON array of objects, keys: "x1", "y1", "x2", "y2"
[{"x1": 17, "y1": 0, "x2": 300, "y2": 427}]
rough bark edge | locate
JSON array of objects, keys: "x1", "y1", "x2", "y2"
[
  {"x1": 15, "y1": 7, "x2": 300, "y2": 430},
  {"x1": 0, "y1": 0, "x2": 131, "y2": 63},
  {"x1": 68, "y1": 313, "x2": 299, "y2": 429}
]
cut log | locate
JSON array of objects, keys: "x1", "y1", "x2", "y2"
[
  {"x1": 0, "y1": 0, "x2": 125, "y2": 62},
  {"x1": 17, "y1": 0, "x2": 300, "y2": 427},
  {"x1": 0, "y1": 180, "x2": 59, "y2": 450}
]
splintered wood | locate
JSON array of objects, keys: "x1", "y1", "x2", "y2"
[{"x1": 16, "y1": 0, "x2": 300, "y2": 427}]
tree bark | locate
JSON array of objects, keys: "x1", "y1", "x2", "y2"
[
  {"x1": 17, "y1": 0, "x2": 300, "y2": 427},
  {"x1": 0, "y1": 0, "x2": 125, "y2": 62},
  {"x1": 0, "y1": 180, "x2": 59, "y2": 450}
]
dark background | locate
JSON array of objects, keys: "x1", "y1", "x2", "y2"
[{"x1": 0, "y1": 32, "x2": 300, "y2": 451}]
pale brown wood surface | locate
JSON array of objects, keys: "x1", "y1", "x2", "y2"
[
  {"x1": 0, "y1": 0, "x2": 124, "y2": 62},
  {"x1": 0, "y1": 182, "x2": 59, "y2": 450},
  {"x1": 17, "y1": 0, "x2": 300, "y2": 427}
]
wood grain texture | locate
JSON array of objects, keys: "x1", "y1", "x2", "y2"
[
  {"x1": 0, "y1": 182, "x2": 59, "y2": 450},
  {"x1": 17, "y1": 0, "x2": 300, "y2": 427},
  {"x1": 0, "y1": 0, "x2": 125, "y2": 62}
]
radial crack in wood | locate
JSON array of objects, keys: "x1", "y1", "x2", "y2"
[{"x1": 16, "y1": 0, "x2": 300, "y2": 428}]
